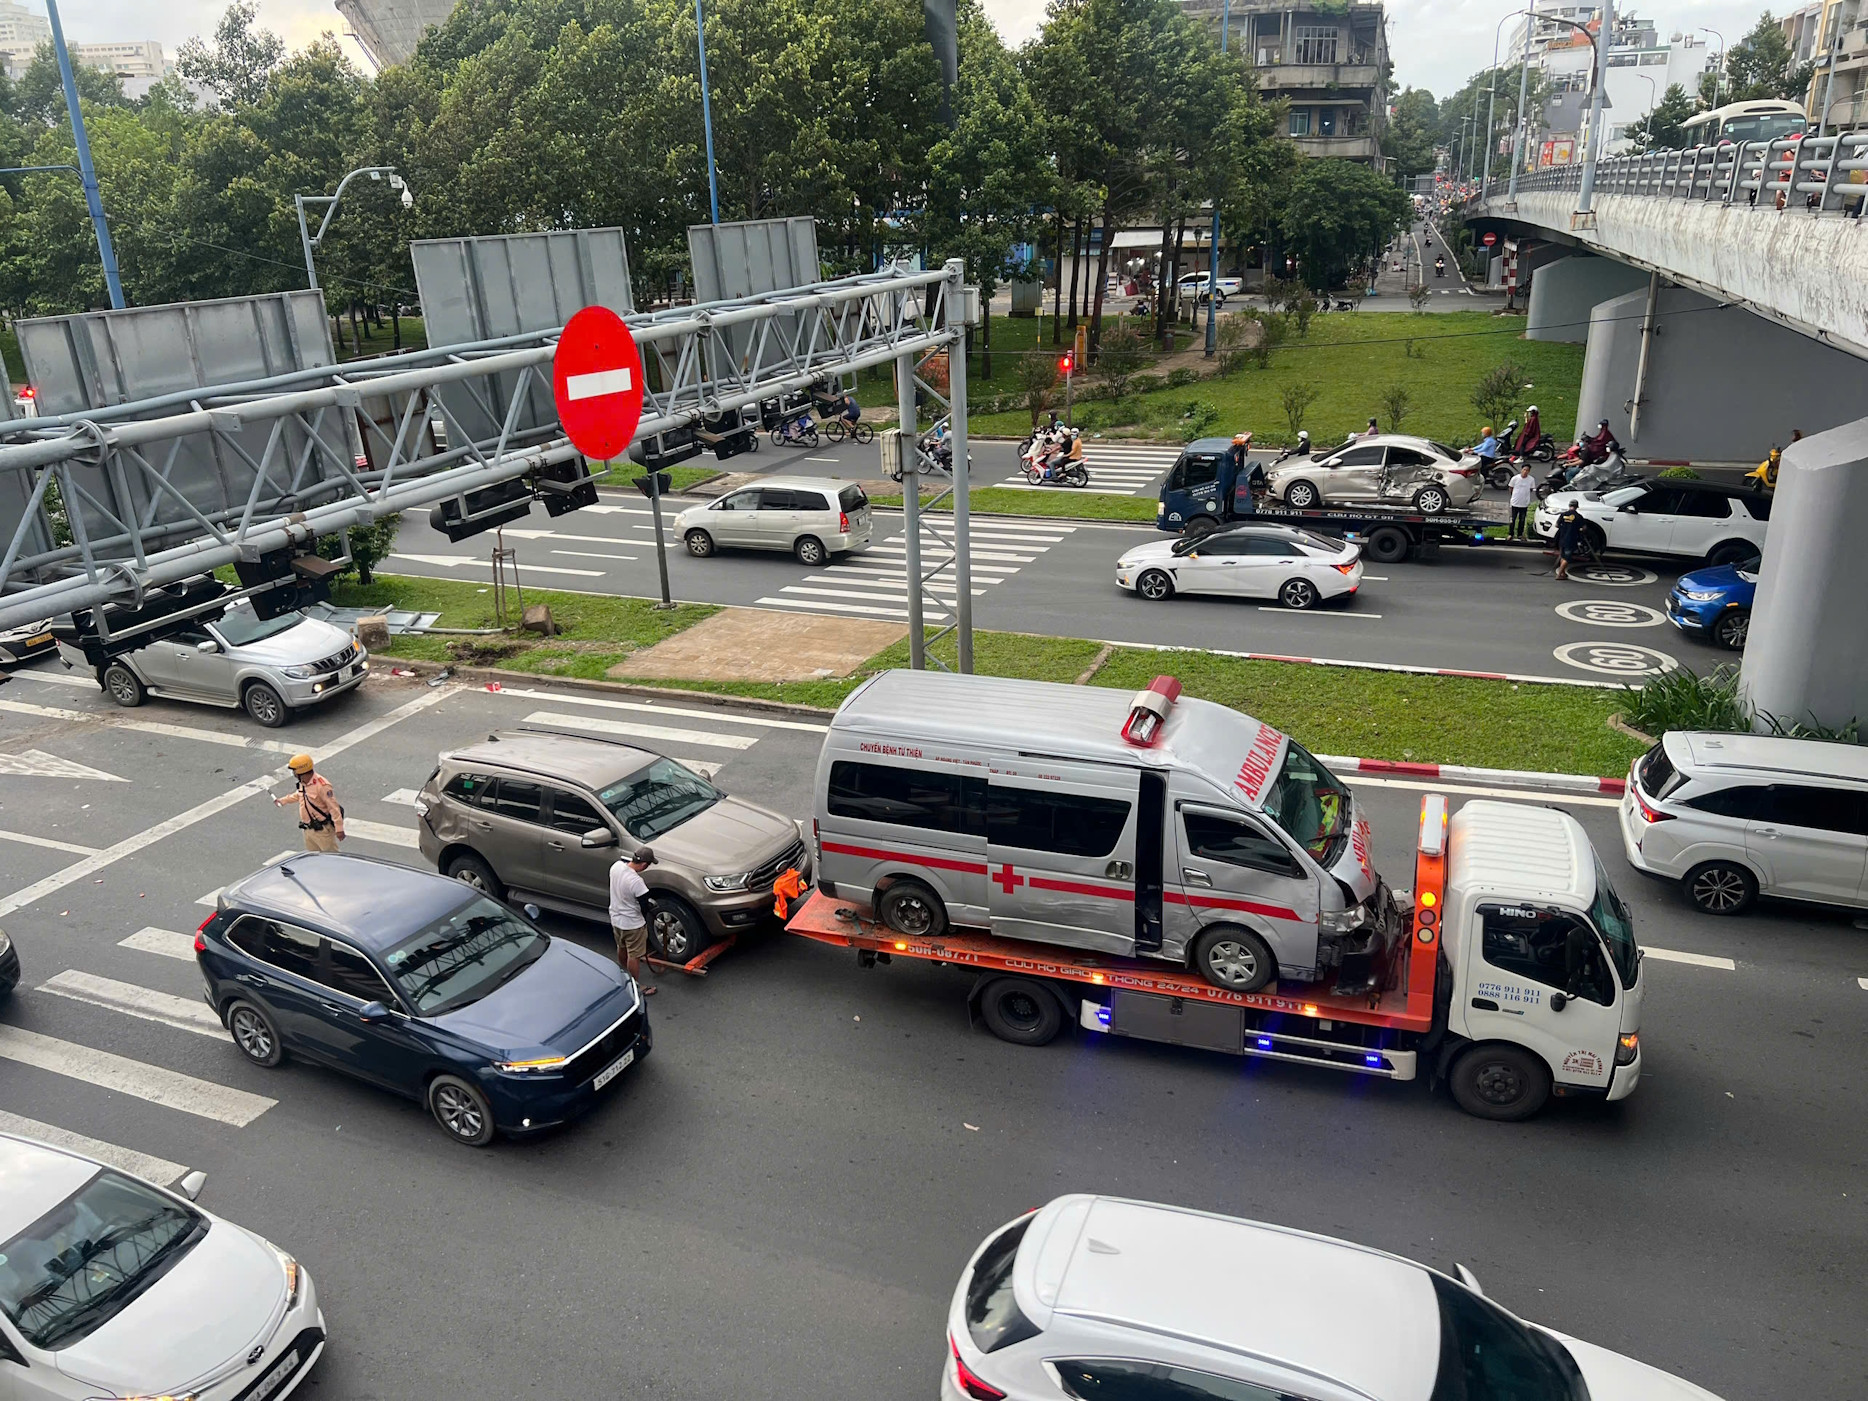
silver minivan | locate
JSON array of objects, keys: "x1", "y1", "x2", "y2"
[
  {"x1": 61, "y1": 600, "x2": 367, "y2": 728},
  {"x1": 675, "y1": 476, "x2": 872, "y2": 565},
  {"x1": 811, "y1": 671, "x2": 1395, "y2": 993}
]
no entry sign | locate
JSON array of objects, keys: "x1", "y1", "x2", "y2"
[
  {"x1": 553, "y1": 305, "x2": 645, "y2": 461},
  {"x1": 1481, "y1": 232, "x2": 1498, "y2": 246}
]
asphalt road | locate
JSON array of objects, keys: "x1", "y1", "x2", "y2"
[
  {"x1": 0, "y1": 666, "x2": 1863, "y2": 1400},
  {"x1": 389, "y1": 437, "x2": 1704, "y2": 685}
]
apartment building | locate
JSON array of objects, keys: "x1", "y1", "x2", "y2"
[
  {"x1": 1523, "y1": 12, "x2": 1711, "y2": 159},
  {"x1": 0, "y1": 0, "x2": 47, "y2": 79},
  {"x1": 1796, "y1": 0, "x2": 1868, "y2": 131},
  {"x1": 1177, "y1": 0, "x2": 1389, "y2": 167}
]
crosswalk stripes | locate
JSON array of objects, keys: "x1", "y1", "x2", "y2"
[
  {"x1": 121, "y1": 926, "x2": 198, "y2": 961},
  {"x1": 997, "y1": 443, "x2": 1180, "y2": 496},
  {"x1": 0, "y1": 1109, "x2": 190, "y2": 1187},
  {"x1": 40, "y1": 969, "x2": 228, "y2": 1039},
  {"x1": 0, "y1": 1024, "x2": 275, "y2": 1126},
  {"x1": 757, "y1": 519, "x2": 1077, "y2": 621}
]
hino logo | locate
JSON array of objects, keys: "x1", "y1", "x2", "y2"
[{"x1": 248, "y1": 1345, "x2": 267, "y2": 1365}]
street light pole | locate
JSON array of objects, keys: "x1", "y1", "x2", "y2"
[
  {"x1": 45, "y1": 0, "x2": 123, "y2": 309},
  {"x1": 1509, "y1": 1, "x2": 1536, "y2": 199},
  {"x1": 1483, "y1": 9, "x2": 1522, "y2": 198},
  {"x1": 696, "y1": 0, "x2": 721, "y2": 225},
  {"x1": 295, "y1": 165, "x2": 407, "y2": 292},
  {"x1": 1575, "y1": 0, "x2": 1613, "y2": 221},
  {"x1": 1699, "y1": 28, "x2": 1725, "y2": 111},
  {"x1": 1204, "y1": 0, "x2": 1231, "y2": 357}
]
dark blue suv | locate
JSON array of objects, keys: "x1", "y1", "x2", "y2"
[{"x1": 196, "y1": 853, "x2": 648, "y2": 1146}]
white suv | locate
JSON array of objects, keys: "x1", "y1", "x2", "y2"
[
  {"x1": 945, "y1": 1195, "x2": 1725, "y2": 1400},
  {"x1": 675, "y1": 476, "x2": 872, "y2": 565},
  {"x1": 1621, "y1": 732, "x2": 1868, "y2": 915},
  {"x1": 1536, "y1": 481, "x2": 1769, "y2": 565}
]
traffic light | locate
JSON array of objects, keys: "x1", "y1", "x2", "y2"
[
  {"x1": 633, "y1": 470, "x2": 672, "y2": 498},
  {"x1": 1059, "y1": 353, "x2": 1073, "y2": 376}
]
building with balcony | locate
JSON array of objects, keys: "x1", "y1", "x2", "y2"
[
  {"x1": 1799, "y1": 0, "x2": 1868, "y2": 131},
  {"x1": 1177, "y1": 0, "x2": 1388, "y2": 168},
  {"x1": 1523, "y1": 13, "x2": 1711, "y2": 160}
]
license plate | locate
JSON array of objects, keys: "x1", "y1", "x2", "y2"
[
  {"x1": 592, "y1": 1047, "x2": 634, "y2": 1090},
  {"x1": 25, "y1": 632, "x2": 51, "y2": 647},
  {"x1": 250, "y1": 1347, "x2": 302, "y2": 1401}
]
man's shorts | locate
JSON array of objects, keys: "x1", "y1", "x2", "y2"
[{"x1": 613, "y1": 923, "x2": 648, "y2": 961}]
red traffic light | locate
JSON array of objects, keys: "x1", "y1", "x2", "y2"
[{"x1": 1058, "y1": 354, "x2": 1073, "y2": 375}]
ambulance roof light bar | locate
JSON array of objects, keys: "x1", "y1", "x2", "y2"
[{"x1": 1122, "y1": 674, "x2": 1183, "y2": 747}]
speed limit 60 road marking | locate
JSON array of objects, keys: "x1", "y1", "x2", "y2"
[
  {"x1": 1571, "y1": 564, "x2": 1659, "y2": 587},
  {"x1": 1556, "y1": 599, "x2": 1665, "y2": 628},
  {"x1": 1552, "y1": 641, "x2": 1679, "y2": 677}
]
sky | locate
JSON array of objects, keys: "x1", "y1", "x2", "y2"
[{"x1": 61, "y1": 0, "x2": 1778, "y2": 105}]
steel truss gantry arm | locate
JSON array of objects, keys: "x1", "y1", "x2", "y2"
[{"x1": 0, "y1": 262, "x2": 973, "y2": 632}]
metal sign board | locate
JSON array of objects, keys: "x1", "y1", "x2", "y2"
[
  {"x1": 554, "y1": 308, "x2": 645, "y2": 461},
  {"x1": 13, "y1": 291, "x2": 345, "y2": 559},
  {"x1": 411, "y1": 228, "x2": 635, "y2": 447},
  {"x1": 688, "y1": 218, "x2": 822, "y2": 379}
]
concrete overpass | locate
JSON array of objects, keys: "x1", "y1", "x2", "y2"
[{"x1": 1462, "y1": 135, "x2": 1868, "y2": 734}]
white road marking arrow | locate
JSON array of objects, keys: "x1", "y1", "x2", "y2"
[{"x1": 0, "y1": 748, "x2": 127, "y2": 781}]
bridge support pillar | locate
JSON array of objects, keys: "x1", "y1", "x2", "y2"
[
  {"x1": 1576, "y1": 284, "x2": 1868, "y2": 466},
  {"x1": 1741, "y1": 421, "x2": 1868, "y2": 732},
  {"x1": 1525, "y1": 252, "x2": 1649, "y2": 342}
]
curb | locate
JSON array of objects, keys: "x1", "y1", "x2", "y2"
[
  {"x1": 1315, "y1": 753, "x2": 1629, "y2": 798},
  {"x1": 1099, "y1": 639, "x2": 1631, "y2": 691},
  {"x1": 380, "y1": 658, "x2": 838, "y2": 720}
]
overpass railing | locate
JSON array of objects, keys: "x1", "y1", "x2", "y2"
[{"x1": 1489, "y1": 135, "x2": 1868, "y2": 217}]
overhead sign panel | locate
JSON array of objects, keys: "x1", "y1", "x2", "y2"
[{"x1": 687, "y1": 218, "x2": 821, "y2": 378}]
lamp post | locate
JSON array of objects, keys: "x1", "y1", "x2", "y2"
[
  {"x1": 1482, "y1": 8, "x2": 1525, "y2": 198},
  {"x1": 1575, "y1": 0, "x2": 1613, "y2": 221},
  {"x1": 45, "y1": 0, "x2": 123, "y2": 309},
  {"x1": 1509, "y1": 1, "x2": 1537, "y2": 199},
  {"x1": 1699, "y1": 27, "x2": 1725, "y2": 111},
  {"x1": 1204, "y1": 0, "x2": 1231, "y2": 357},
  {"x1": 295, "y1": 166, "x2": 410, "y2": 292},
  {"x1": 696, "y1": 0, "x2": 721, "y2": 224}
]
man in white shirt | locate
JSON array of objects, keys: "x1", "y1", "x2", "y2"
[
  {"x1": 609, "y1": 847, "x2": 658, "y2": 994},
  {"x1": 1507, "y1": 463, "x2": 1536, "y2": 539}
]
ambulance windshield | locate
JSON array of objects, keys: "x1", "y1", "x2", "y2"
[{"x1": 1261, "y1": 740, "x2": 1351, "y2": 864}]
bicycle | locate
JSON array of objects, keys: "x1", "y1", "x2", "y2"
[
  {"x1": 819, "y1": 417, "x2": 875, "y2": 445},
  {"x1": 771, "y1": 414, "x2": 820, "y2": 449}
]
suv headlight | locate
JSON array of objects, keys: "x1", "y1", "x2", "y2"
[
  {"x1": 704, "y1": 872, "x2": 751, "y2": 892},
  {"x1": 275, "y1": 1248, "x2": 301, "y2": 1308},
  {"x1": 280, "y1": 662, "x2": 320, "y2": 679}
]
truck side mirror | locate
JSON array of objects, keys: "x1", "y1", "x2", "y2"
[{"x1": 1549, "y1": 991, "x2": 1568, "y2": 1012}]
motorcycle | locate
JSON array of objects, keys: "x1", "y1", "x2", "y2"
[
  {"x1": 1434, "y1": 258, "x2": 1445, "y2": 278},
  {"x1": 1021, "y1": 429, "x2": 1089, "y2": 487},
  {"x1": 771, "y1": 412, "x2": 819, "y2": 449},
  {"x1": 1536, "y1": 450, "x2": 1638, "y2": 500}
]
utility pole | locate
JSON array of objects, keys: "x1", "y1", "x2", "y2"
[
  {"x1": 696, "y1": 0, "x2": 721, "y2": 224},
  {"x1": 1509, "y1": 1, "x2": 1536, "y2": 200},
  {"x1": 46, "y1": 0, "x2": 123, "y2": 309},
  {"x1": 1204, "y1": 0, "x2": 1232, "y2": 358},
  {"x1": 1574, "y1": 0, "x2": 1612, "y2": 223}
]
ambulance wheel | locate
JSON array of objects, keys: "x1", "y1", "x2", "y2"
[
  {"x1": 978, "y1": 977, "x2": 1064, "y2": 1046},
  {"x1": 1449, "y1": 1043, "x2": 1551, "y2": 1121},
  {"x1": 1191, "y1": 926, "x2": 1276, "y2": 992},
  {"x1": 877, "y1": 879, "x2": 947, "y2": 939}
]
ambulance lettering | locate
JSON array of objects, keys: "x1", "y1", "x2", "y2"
[
  {"x1": 1232, "y1": 726, "x2": 1286, "y2": 803},
  {"x1": 1350, "y1": 816, "x2": 1373, "y2": 880}
]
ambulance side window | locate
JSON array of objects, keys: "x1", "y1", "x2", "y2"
[
  {"x1": 1478, "y1": 904, "x2": 1612, "y2": 1005},
  {"x1": 987, "y1": 786, "x2": 1131, "y2": 857},
  {"x1": 827, "y1": 760, "x2": 985, "y2": 836}
]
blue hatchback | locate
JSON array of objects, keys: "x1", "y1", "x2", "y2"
[
  {"x1": 197, "y1": 853, "x2": 648, "y2": 1146},
  {"x1": 1665, "y1": 556, "x2": 1759, "y2": 651}
]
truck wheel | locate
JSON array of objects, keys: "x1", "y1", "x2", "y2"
[
  {"x1": 1450, "y1": 1044, "x2": 1551, "y2": 1121},
  {"x1": 878, "y1": 879, "x2": 948, "y2": 939},
  {"x1": 1284, "y1": 480, "x2": 1321, "y2": 510},
  {"x1": 1365, "y1": 527, "x2": 1409, "y2": 564},
  {"x1": 646, "y1": 895, "x2": 712, "y2": 963},
  {"x1": 102, "y1": 662, "x2": 145, "y2": 708},
  {"x1": 1684, "y1": 860, "x2": 1755, "y2": 915},
  {"x1": 1181, "y1": 516, "x2": 1217, "y2": 542},
  {"x1": 1191, "y1": 926, "x2": 1276, "y2": 992},
  {"x1": 978, "y1": 977, "x2": 1065, "y2": 1046}
]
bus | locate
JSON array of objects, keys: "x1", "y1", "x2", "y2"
[{"x1": 1680, "y1": 99, "x2": 1808, "y2": 147}]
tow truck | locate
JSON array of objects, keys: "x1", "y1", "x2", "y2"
[
  {"x1": 785, "y1": 794, "x2": 1645, "y2": 1121},
  {"x1": 1157, "y1": 440, "x2": 1493, "y2": 563}
]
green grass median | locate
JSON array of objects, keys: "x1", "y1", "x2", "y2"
[
  {"x1": 348, "y1": 573, "x2": 1641, "y2": 776},
  {"x1": 870, "y1": 488, "x2": 1159, "y2": 523}
]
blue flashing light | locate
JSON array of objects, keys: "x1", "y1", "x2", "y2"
[
  {"x1": 1095, "y1": 1006, "x2": 1111, "y2": 1026},
  {"x1": 1364, "y1": 1052, "x2": 1383, "y2": 1067},
  {"x1": 1255, "y1": 1036, "x2": 1273, "y2": 1050}
]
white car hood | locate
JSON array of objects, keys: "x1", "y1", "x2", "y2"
[
  {"x1": 1540, "y1": 491, "x2": 1603, "y2": 515},
  {"x1": 228, "y1": 617, "x2": 353, "y2": 667},
  {"x1": 1561, "y1": 1336, "x2": 1726, "y2": 1400},
  {"x1": 1117, "y1": 540, "x2": 1179, "y2": 567},
  {"x1": 56, "y1": 1222, "x2": 285, "y2": 1394}
]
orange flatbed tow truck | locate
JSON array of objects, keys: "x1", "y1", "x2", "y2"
[{"x1": 786, "y1": 793, "x2": 1647, "y2": 1120}]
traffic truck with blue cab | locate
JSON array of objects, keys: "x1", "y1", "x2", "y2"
[
  {"x1": 787, "y1": 672, "x2": 1645, "y2": 1120},
  {"x1": 1157, "y1": 437, "x2": 1491, "y2": 564}
]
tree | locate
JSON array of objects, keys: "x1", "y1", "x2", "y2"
[
  {"x1": 11, "y1": 43, "x2": 128, "y2": 125},
  {"x1": 319, "y1": 513, "x2": 401, "y2": 585},
  {"x1": 1280, "y1": 382, "x2": 1320, "y2": 440},
  {"x1": 1280, "y1": 159, "x2": 1410, "y2": 292},
  {"x1": 1383, "y1": 87, "x2": 1439, "y2": 184},
  {"x1": 1015, "y1": 353, "x2": 1058, "y2": 424},
  {"x1": 178, "y1": 2, "x2": 286, "y2": 109},
  {"x1": 1470, "y1": 359, "x2": 1529, "y2": 431},
  {"x1": 1700, "y1": 12, "x2": 1811, "y2": 106},
  {"x1": 1627, "y1": 83, "x2": 1696, "y2": 152},
  {"x1": 1379, "y1": 384, "x2": 1413, "y2": 433},
  {"x1": 1093, "y1": 326, "x2": 1147, "y2": 399},
  {"x1": 1437, "y1": 63, "x2": 1549, "y2": 179}
]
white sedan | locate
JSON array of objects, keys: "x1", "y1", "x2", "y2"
[
  {"x1": 0, "y1": 1131, "x2": 326, "y2": 1400},
  {"x1": 1116, "y1": 524, "x2": 1363, "y2": 609}
]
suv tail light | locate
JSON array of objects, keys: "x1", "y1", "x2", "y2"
[
  {"x1": 194, "y1": 911, "x2": 215, "y2": 953},
  {"x1": 1631, "y1": 787, "x2": 1672, "y2": 824},
  {"x1": 950, "y1": 1336, "x2": 1006, "y2": 1400},
  {"x1": 839, "y1": 509, "x2": 850, "y2": 534}
]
